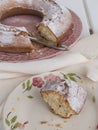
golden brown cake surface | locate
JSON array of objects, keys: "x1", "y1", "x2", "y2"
[{"x1": 0, "y1": 0, "x2": 72, "y2": 53}]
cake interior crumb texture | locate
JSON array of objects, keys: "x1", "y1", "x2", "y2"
[
  {"x1": 40, "y1": 77, "x2": 87, "y2": 118},
  {"x1": 41, "y1": 90, "x2": 76, "y2": 118}
]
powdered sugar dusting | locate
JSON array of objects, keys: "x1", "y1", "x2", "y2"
[
  {"x1": 16, "y1": 0, "x2": 32, "y2": 5},
  {"x1": 0, "y1": 24, "x2": 28, "y2": 44},
  {"x1": 66, "y1": 80, "x2": 87, "y2": 113},
  {"x1": 0, "y1": 0, "x2": 72, "y2": 41},
  {"x1": 0, "y1": 10, "x2": 82, "y2": 62},
  {"x1": 15, "y1": 0, "x2": 24, "y2": 3},
  {"x1": 0, "y1": 32, "x2": 15, "y2": 44},
  {"x1": 42, "y1": 76, "x2": 87, "y2": 113}
]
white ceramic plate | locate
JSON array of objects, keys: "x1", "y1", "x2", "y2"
[
  {"x1": 0, "y1": 10, "x2": 82, "y2": 62},
  {"x1": 3, "y1": 72, "x2": 98, "y2": 130}
]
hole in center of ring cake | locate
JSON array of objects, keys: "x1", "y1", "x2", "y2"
[{"x1": 1, "y1": 14, "x2": 42, "y2": 33}]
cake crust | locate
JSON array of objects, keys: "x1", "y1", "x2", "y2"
[{"x1": 0, "y1": 0, "x2": 73, "y2": 53}]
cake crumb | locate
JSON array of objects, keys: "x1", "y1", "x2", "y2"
[
  {"x1": 16, "y1": 97, "x2": 20, "y2": 101},
  {"x1": 63, "y1": 119, "x2": 67, "y2": 123},
  {"x1": 11, "y1": 107, "x2": 15, "y2": 111},
  {"x1": 31, "y1": 49, "x2": 36, "y2": 53},
  {"x1": 40, "y1": 121, "x2": 48, "y2": 125},
  {"x1": 55, "y1": 123, "x2": 62, "y2": 128},
  {"x1": 26, "y1": 52, "x2": 29, "y2": 56},
  {"x1": 37, "y1": 50, "x2": 43, "y2": 55}
]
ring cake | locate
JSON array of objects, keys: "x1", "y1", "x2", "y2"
[
  {"x1": 41, "y1": 77, "x2": 87, "y2": 118},
  {"x1": 0, "y1": 0, "x2": 72, "y2": 53}
]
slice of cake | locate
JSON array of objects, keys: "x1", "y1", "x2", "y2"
[
  {"x1": 0, "y1": 24, "x2": 34, "y2": 53},
  {"x1": 40, "y1": 75, "x2": 87, "y2": 118}
]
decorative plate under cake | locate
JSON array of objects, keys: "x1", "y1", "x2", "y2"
[{"x1": 0, "y1": 10, "x2": 82, "y2": 62}]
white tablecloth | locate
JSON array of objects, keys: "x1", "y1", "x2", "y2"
[{"x1": 86, "y1": 0, "x2": 98, "y2": 33}]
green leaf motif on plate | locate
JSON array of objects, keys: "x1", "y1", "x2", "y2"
[
  {"x1": 27, "y1": 85, "x2": 32, "y2": 91},
  {"x1": 22, "y1": 80, "x2": 34, "y2": 99},
  {"x1": 23, "y1": 80, "x2": 32, "y2": 93},
  {"x1": 67, "y1": 73, "x2": 76, "y2": 76},
  {"x1": 5, "y1": 112, "x2": 29, "y2": 130},
  {"x1": 62, "y1": 73, "x2": 81, "y2": 82},
  {"x1": 12, "y1": 122, "x2": 19, "y2": 130},
  {"x1": 22, "y1": 82, "x2": 26, "y2": 89},
  {"x1": 69, "y1": 76, "x2": 77, "y2": 82},
  {"x1": 27, "y1": 95, "x2": 34, "y2": 99},
  {"x1": 27, "y1": 80, "x2": 30, "y2": 87},
  {"x1": 92, "y1": 96, "x2": 96, "y2": 103},
  {"x1": 5, "y1": 118, "x2": 10, "y2": 126},
  {"x1": 11, "y1": 116, "x2": 17, "y2": 124}
]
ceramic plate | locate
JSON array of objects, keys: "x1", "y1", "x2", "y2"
[
  {"x1": 0, "y1": 10, "x2": 82, "y2": 62},
  {"x1": 3, "y1": 72, "x2": 98, "y2": 130}
]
